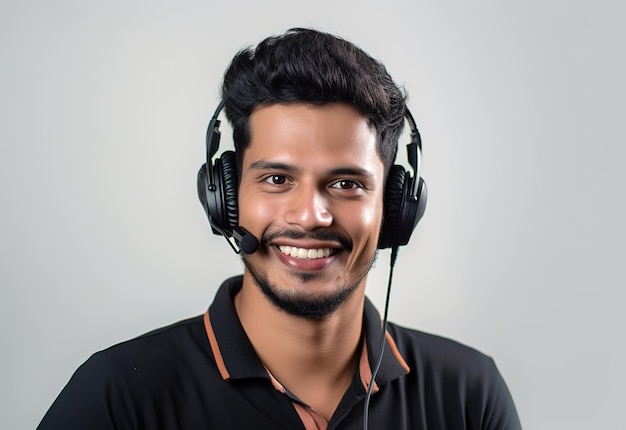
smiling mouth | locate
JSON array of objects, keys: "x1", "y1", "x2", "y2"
[{"x1": 277, "y1": 245, "x2": 336, "y2": 260}]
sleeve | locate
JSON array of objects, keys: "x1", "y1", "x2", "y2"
[
  {"x1": 484, "y1": 359, "x2": 522, "y2": 430},
  {"x1": 37, "y1": 352, "x2": 136, "y2": 430}
]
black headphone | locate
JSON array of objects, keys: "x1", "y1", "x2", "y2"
[{"x1": 197, "y1": 101, "x2": 427, "y2": 254}]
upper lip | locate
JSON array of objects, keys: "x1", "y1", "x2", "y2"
[
  {"x1": 272, "y1": 240, "x2": 342, "y2": 250},
  {"x1": 262, "y1": 230, "x2": 352, "y2": 252}
]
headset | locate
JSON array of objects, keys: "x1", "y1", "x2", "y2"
[{"x1": 197, "y1": 100, "x2": 428, "y2": 254}]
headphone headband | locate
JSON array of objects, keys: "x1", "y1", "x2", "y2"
[{"x1": 205, "y1": 100, "x2": 225, "y2": 192}]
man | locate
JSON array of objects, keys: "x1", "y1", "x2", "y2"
[{"x1": 38, "y1": 28, "x2": 521, "y2": 429}]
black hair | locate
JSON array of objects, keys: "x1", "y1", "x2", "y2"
[{"x1": 221, "y1": 28, "x2": 407, "y2": 175}]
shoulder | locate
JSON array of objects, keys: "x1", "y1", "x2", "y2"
[
  {"x1": 386, "y1": 323, "x2": 522, "y2": 429},
  {"x1": 92, "y1": 314, "x2": 209, "y2": 381},
  {"x1": 37, "y1": 315, "x2": 213, "y2": 429},
  {"x1": 387, "y1": 322, "x2": 497, "y2": 377},
  {"x1": 76, "y1": 316, "x2": 211, "y2": 398},
  {"x1": 102, "y1": 316, "x2": 208, "y2": 365},
  {"x1": 103, "y1": 314, "x2": 206, "y2": 354}
]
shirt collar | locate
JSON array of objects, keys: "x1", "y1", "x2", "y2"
[{"x1": 204, "y1": 275, "x2": 409, "y2": 390}]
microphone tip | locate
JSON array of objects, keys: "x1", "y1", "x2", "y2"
[{"x1": 240, "y1": 234, "x2": 259, "y2": 254}]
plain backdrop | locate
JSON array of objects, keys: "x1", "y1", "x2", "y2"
[{"x1": 2, "y1": 1, "x2": 624, "y2": 429}]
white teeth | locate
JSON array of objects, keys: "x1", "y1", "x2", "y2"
[{"x1": 278, "y1": 246, "x2": 333, "y2": 260}]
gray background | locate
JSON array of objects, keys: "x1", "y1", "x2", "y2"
[{"x1": 2, "y1": 1, "x2": 624, "y2": 429}]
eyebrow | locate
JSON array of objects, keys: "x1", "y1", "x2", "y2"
[
  {"x1": 248, "y1": 160, "x2": 375, "y2": 179},
  {"x1": 249, "y1": 160, "x2": 298, "y2": 173}
]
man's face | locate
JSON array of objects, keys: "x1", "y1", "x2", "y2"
[{"x1": 238, "y1": 103, "x2": 385, "y2": 319}]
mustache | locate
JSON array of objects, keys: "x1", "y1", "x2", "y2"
[{"x1": 262, "y1": 229, "x2": 353, "y2": 251}]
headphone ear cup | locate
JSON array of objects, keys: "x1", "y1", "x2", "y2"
[
  {"x1": 379, "y1": 165, "x2": 428, "y2": 249},
  {"x1": 197, "y1": 164, "x2": 210, "y2": 217},
  {"x1": 218, "y1": 150, "x2": 240, "y2": 231},
  {"x1": 196, "y1": 150, "x2": 239, "y2": 236},
  {"x1": 379, "y1": 165, "x2": 406, "y2": 249}
]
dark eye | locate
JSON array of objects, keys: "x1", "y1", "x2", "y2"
[
  {"x1": 266, "y1": 175, "x2": 287, "y2": 185},
  {"x1": 331, "y1": 180, "x2": 360, "y2": 190}
]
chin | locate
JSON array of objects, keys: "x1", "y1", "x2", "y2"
[{"x1": 243, "y1": 257, "x2": 363, "y2": 320}]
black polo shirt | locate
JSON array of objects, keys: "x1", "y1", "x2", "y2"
[{"x1": 38, "y1": 276, "x2": 521, "y2": 430}]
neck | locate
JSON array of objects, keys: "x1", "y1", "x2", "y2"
[{"x1": 234, "y1": 271, "x2": 365, "y2": 420}]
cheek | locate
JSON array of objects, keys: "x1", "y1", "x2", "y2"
[
  {"x1": 339, "y1": 202, "x2": 382, "y2": 269},
  {"x1": 238, "y1": 192, "x2": 275, "y2": 233},
  {"x1": 344, "y1": 201, "x2": 384, "y2": 243}
]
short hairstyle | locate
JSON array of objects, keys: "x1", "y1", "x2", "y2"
[{"x1": 221, "y1": 28, "x2": 408, "y2": 176}]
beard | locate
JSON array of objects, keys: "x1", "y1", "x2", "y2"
[{"x1": 241, "y1": 230, "x2": 378, "y2": 320}]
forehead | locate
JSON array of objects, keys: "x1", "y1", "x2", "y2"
[{"x1": 244, "y1": 103, "x2": 383, "y2": 173}]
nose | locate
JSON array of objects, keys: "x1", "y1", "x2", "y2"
[{"x1": 283, "y1": 184, "x2": 333, "y2": 230}]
